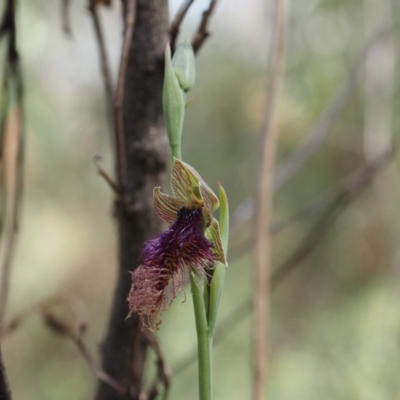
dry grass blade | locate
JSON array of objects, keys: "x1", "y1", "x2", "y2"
[
  {"x1": 191, "y1": 0, "x2": 218, "y2": 54},
  {"x1": 253, "y1": 0, "x2": 287, "y2": 399}
]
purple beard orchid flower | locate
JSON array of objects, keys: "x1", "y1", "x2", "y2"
[{"x1": 127, "y1": 158, "x2": 227, "y2": 331}]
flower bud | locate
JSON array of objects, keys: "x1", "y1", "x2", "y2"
[
  {"x1": 172, "y1": 40, "x2": 196, "y2": 92},
  {"x1": 163, "y1": 44, "x2": 185, "y2": 157}
]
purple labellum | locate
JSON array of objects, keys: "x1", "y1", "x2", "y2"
[{"x1": 127, "y1": 207, "x2": 217, "y2": 331}]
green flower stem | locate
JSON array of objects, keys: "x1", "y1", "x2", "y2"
[
  {"x1": 163, "y1": 55, "x2": 219, "y2": 400},
  {"x1": 190, "y1": 272, "x2": 213, "y2": 400},
  {"x1": 171, "y1": 144, "x2": 181, "y2": 160},
  {"x1": 171, "y1": 144, "x2": 213, "y2": 400}
]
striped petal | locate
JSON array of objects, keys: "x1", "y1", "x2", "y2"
[
  {"x1": 199, "y1": 180, "x2": 219, "y2": 213},
  {"x1": 171, "y1": 158, "x2": 202, "y2": 201},
  {"x1": 153, "y1": 187, "x2": 185, "y2": 224},
  {"x1": 206, "y1": 219, "x2": 227, "y2": 266}
]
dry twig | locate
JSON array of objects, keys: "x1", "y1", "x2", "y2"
[
  {"x1": 0, "y1": 0, "x2": 25, "y2": 327},
  {"x1": 1, "y1": 295, "x2": 126, "y2": 397},
  {"x1": 114, "y1": 0, "x2": 136, "y2": 190},
  {"x1": 170, "y1": 0, "x2": 196, "y2": 54},
  {"x1": 191, "y1": 0, "x2": 218, "y2": 54},
  {"x1": 230, "y1": 20, "x2": 394, "y2": 232},
  {"x1": 89, "y1": 0, "x2": 115, "y2": 135},
  {"x1": 253, "y1": 0, "x2": 286, "y2": 398},
  {"x1": 141, "y1": 330, "x2": 171, "y2": 400},
  {"x1": 274, "y1": 23, "x2": 392, "y2": 191},
  {"x1": 92, "y1": 155, "x2": 131, "y2": 211},
  {"x1": 42, "y1": 312, "x2": 126, "y2": 396}
]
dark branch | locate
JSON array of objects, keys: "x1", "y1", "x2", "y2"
[
  {"x1": 114, "y1": 0, "x2": 136, "y2": 192},
  {"x1": 169, "y1": 0, "x2": 195, "y2": 54},
  {"x1": 89, "y1": 2, "x2": 115, "y2": 135},
  {"x1": 0, "y1": 347, "x2": 11, "y2": 400},
  {"x1": 95, "y1": 1, "x2": 169, "y2": 399},
  {"x1": 191, "y1": 0, "x2": 218, "y2": 54}
]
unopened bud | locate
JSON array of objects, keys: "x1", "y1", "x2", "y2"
[
  {"x1": 172, "y1": 40, "x2": 196, "y2": 92},
  {"x1": 163, "y1": 44, "x2": 185, "y2": 157}
]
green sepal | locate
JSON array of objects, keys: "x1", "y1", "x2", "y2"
[
  {"x1": 207, "y1": 184, "x2": 229, "y2": 336},
  {"x1": 163, "y1": 44, "x2": 185, "y2": 159},
  {"x1": 172, "y1": 40, "x2": 196, "y2": 92},
  {"x1": 205, "y1": 219, "x2": 226, "y2": 266},
  {"x1": 217, "y1": 184, "x2": 229, "y2": 253}
]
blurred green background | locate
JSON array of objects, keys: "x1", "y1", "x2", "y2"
[{"x1": 2, "y1": 0, "x2": 400, "y2": 399}]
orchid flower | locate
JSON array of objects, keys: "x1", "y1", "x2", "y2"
[{"x1": 127, "y1": 158, "x2": 227, "y2": 331}]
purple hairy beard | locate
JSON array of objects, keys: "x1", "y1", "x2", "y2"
[{"x1": 127, "y1": 207, "x2": 217, "y2": 330}]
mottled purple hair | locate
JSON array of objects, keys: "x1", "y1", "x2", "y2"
[{"x1": 127, "y1": 207, "x2": 216, "y2": 330}]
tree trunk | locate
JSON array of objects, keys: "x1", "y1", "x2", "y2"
[{"x1": 95, "y1": 1, "x2": 169, "y2": 399}]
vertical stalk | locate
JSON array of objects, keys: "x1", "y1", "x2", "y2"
[
  {"x1": 171, "y1": 134, "x2": 213, "y2": 400},
  {"x1": 253, "y1": 0, "x2": 287, "y2": 399},
  {"x1": 171, "y1": 144, "x2": 181, "y2": 161},
  {"x1": 190, "y1": 273, "x2": 212, "y2": 400}
]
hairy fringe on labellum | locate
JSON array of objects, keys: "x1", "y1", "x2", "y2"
[{"x1": 127, "y1": 207, "x2": 217, "y2": 331}]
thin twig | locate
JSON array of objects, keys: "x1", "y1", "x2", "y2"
[
  {"x1": 229, "y1": 188, "x2": 334, "y2": 259},
  {"x1": 253, "y1": 0, "x2": 286, "y2": 399},
  {"x1": 272, "y1": 148, "x2": 394, "y2": 285},
  {"x1": 1, "y1": 295, "x2": 88, "y2": 339},
  {"x1": 191, "y1": 0, "x2": 218, "y2": 54},
  {"x1": 89, "y1": 1, "x2": 115, "y2": 135},
  {"x1": 42, "y1": 311, "x2": 127, "y2": 396},
  {"x1": 1, "y1": 295, "x2": 126, "y2": 396},
  {"x1": 142, "y1": 330, "x2": 171, "y2": 400},
  {"x1": 229, "y1": 20, "x2": 394, "y2": 232},
  {"x1": 172, "y1": 146, "x2": 394, "y2": 376},
  {"x1": 362, "y1": 0, "x2": 400, "y2": 268},
  {"x1": 274, "y1": 22, "x2": 392, "y2": 191},
  {"x1": 170, "y1": 0, "x2": 195, "y2": 54},
  {"x1": 114, "y1": 0, "x2": 136, "y2": 190},
  {"x1": 0, "y1": 0, "x2": 24, "y2": 327}
]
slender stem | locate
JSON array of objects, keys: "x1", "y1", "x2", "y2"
[
  {"x1": 169, "y1": 97, "x2": 213, "y2": 400},
  {"x1": 190, "y1": 273, "x2": 212, "y2": 400},
  {"x1": 171, "y1": 144, "x2": 181, "y2": 160}
]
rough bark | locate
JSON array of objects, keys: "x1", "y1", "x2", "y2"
[
  {"x1": 95, "y1": 1, "x2": 169, "y2": 399},
  {"x1": 0, "y1": 348, "x2": 11, "y2": 400}
]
